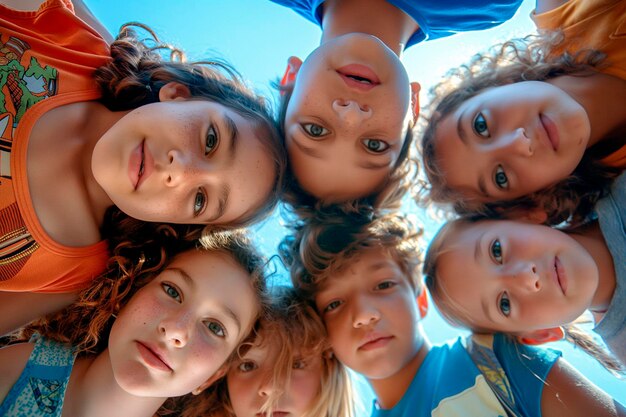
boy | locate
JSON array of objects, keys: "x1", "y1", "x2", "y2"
[
  {"x1": 282, "y1": 212, "x2": 625, "y2": 416},
  {"x1": 272, "y1": 0, "x2": 524, "y2": 207}
]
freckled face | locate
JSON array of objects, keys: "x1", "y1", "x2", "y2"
[
  {"x1": 315, "y1": 248, "x2": 422, "y2": 379},
  {"x1": 108, "y1": 249, "x2": 258, "y2": 397},
  {"x1": 227, "y1": 340, "x2": 323, "y2": 417},
  {"x1": 435, "y1": 220, "x2": 598, "y2": 334},
  {"x1": 92, "y1": 99, "x2": 276, "y2": 225},
  {"x1": 285, "y1": 33, "x2": 414, "y2": 202},
  {"x1": 434, "y1": 81, "x2": 589, "y2": 202}
]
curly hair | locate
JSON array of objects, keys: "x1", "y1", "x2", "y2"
[
  {"x1": 417, "y1": 32, "x2": 623, "y2": 226},
  {"x1": 95, "y1": 23, "x2": 286, "y2": 234},
  {"x1": 276, "y1": 84, "x2": 419, "y2": 219},
  {"x1": 423, "y1": 217, "x2": 624, "y2": 376},
  {"x1": 16, "y1": 227, "x2": 269, "y2": 358},
  {"x1": 279, "y1": 208, "x2": 424, "y2": 299}
]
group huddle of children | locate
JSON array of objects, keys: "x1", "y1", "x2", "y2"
[{"x1": 0, "y1": 0, "x2": 624, "y2": 416}]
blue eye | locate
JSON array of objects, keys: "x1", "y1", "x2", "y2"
[
  {"x1": 362, "y1": 138, "x2": 389, "y2": 153},
  {"x1": 237, "y1": 360, "x2": 257, "y2": 372},
  {"x1": 302, "y1": 123, "x2": 329, "y2": 138},
  {"x1": 193, "y1": 189, "x2": 206, "y2": 216},
  {"x1": 206, "y1": 321, "x2": 226, "y2": 338},
  {"x1": 499, "y1": 292, "x2": 511, "y2": 317},
  {"x1": 473, "y1": 112, "x2": 490, "y2": 138},
  {"x1": 494, "y1": 166, "x2": 509, "y2": 190},
  {"x1": 490, "y1": 239, "x2": 503, "y2": 264},
  {"x1": 205, "y1": 125, "x2": 219, "y2": 155},
  {"x1": 162, "y1": 283, "x2": 182, "y2": 302},
  {"x1": 324, "y1": 300, "x2": 342, "y2": 313}
]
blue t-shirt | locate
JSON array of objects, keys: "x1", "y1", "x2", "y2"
[
  {"x1": 371, "y1": 335, "x2": 560, "y2": 417},
  {"x1": 269, "y1": 0, "x2": 524, "y2": 47},
  {"x1": 594, "y1": 172, "x2": 626, "y2": 366}
]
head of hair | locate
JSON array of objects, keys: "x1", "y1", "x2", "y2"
[
  {"x1": 167, "y1": 286, "x2": 354, "y2": 417},
  {"x1": 417, "y1": 32, "x2": 621, "y2": 226},
  {"x1": 94, "y1": 23, "x2": 287, "y2": 231},
  {"x1": 17, "y1": 228, "x2": 269, "y2": 359},
  {"x1": 423, "y1": 218, "x2": 624, "y2": 375},
  {"x1": 276, "y1": 83, "x2": 418, "y2": 218},
  {"x1": 280, "y1": 208, "x2": 424, "y2": 299}
]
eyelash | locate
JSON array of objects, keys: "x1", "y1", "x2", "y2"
[
  {"x1": 293, "y1": 358, "x2": 307, "y2": 370},
  {"x1": 237, "y1": 360, "x2": 257, "y2": 372},
  {"x1": 205, "y1": 124, "x2": 219, "y2": 156},
  {"x1": 362, "y1": 138, "x2": 390, "y2": 153},
  {"x1": 205, "y1": 320, "x2": 226, "y2": 338},
  {"x1": 473, "y1": 112, "x2": 490, "y2": 138},
  {"x1": 301, "y1": 123, "x2": 330, "y2": 138},
  {"x1": 494, "y1": 165, "x2": 509, "y2": 190},
  {"x1": 376, "y1": 281, "x2": 395, "y2": 290},
  {"x1": 490, "y1": 239, "x2": 503, "y2": 264},
  {"x1": 323, "y1": 300, "x2": 343, "y2": 313},
  {"x1": 162, "y1": 282, "x2": 182, "y2": 302},
  {"x1": 499, "y1": 292, "x2": 511, "y2": 317},
  {"x1": 193, "y1": 188, "x2": 207, "y2": 217}
]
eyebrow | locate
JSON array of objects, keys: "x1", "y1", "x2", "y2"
[
  {"x1": 474, "y1": 231, "x2": 486, "y2": 263},
  {"x1": 456, "y1": 108, "x2": 469, "y2": 146},
  {"x1": 477, "y1": 176, "x2": 490, "y2": 198},
  {"x1": 168, "y1": 267, "x2": 195, "y2": 289},
  {"x1": 224, "y1": 114, "x2": 239, "y2": 164},
  {"x1": 204, "y1": 184, "x2": 230, "y2": 223},
  {"x1": 481, "y1": 296, "x2": 497, "y2": 324}
]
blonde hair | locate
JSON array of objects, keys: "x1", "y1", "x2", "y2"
[
  {"x1": 280, "y1": 209, "x2": 424, "y2": 298},
  {"x1": 423, "y1": 218, "x2": 625, "y2": 375},
  {"x1": 416, "y1": 32, "x2": 622, "y2": 227}
]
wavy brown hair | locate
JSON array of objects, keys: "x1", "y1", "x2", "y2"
[
  {"x1": 280, "y1": 209, "x2": 424, "y2": 298},
  {"x1": 417, "y1": 33, "x2": 623, "y2": 226},
  {"x1": 277, "y1": 84, "x2": 418, "y2": 220},
  {"x1": 423, "y1": 217, "x2": 624, "y2": 375},
  {"x1": 95, "y1": 23, "x2": 286, "y2": 236}
]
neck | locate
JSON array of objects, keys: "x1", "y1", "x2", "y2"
[
  {"x1": 369, "y1": 331, "x2": 430, "y2": 409},
  {"x1": 320, "y1": 0, "x2": 419, "y2": 56},
  {"x1": 568, "y1": 222, "x2": 616, "y2": 312},
  {"x1": 79, "y1": 103, "x2": 131, "y2": 225},
  {"x1": 65, "y1": 350, "x2": 165, "y2": 417},
  {"x1": 549, "y1": 73, "x2": 626, "y2": 148}
]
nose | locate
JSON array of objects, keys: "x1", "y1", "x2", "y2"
[
  {"x1": 332, "y1": 99, "x2": 372, "y2": 127},
  {"x1": 499, "y1": 127, "x2": 533, "y2": 157},
  {"x1": 159, "y1": 310, "x2": 191, "y2": 347},
  {"x1": 352, "y1": 296, "x2": 381, "y2": 328},
  {"x1": 505, "y1": 261, "x2": 540, "y2": 293},
  {"x1": 164, "y1": 149, "x2": 203, "y2": 187},
  {"x1": 257, "y1": 372, "x2": 274, "y2": 398}
]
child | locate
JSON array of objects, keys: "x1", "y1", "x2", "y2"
[
  {"x1": 187, "y1": 285, "x2": 354, "y2": 417},
  {"x1": 281, "y1": 211, "x2": 625, "y2": 416},
  {"x1": 0, "y1": 1, "x2": 285, "y2": 333},
  {"x1": 0, "y1": 227, "x2": 269, "y2": 417},
  {"x1": 272, "y1": 0, "x2": 524, "y2": 212},
  {"x1": 419, "y1": 0, "x2": 626, "y2": 225},
  {"x1": 422, "y1": 171, "x2": 626, "y2": 372}
]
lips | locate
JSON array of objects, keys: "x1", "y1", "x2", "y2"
[
  {"x1": 358, "y1": 332, "x2": 393, "y2": 351},
  {"x1": 136, "y1": 341, "x2": 173, "y2": 372},
  {"x1": 554, "y1": 257, "x2": 567, "y2": 295},
  {"x1": 128, "y1": 140, "x2": 153, "y2": 190},
  {"x1": 539, "y1": 114, "x2": 560, "y2": 151},
  {"x1": 336, "y1": 64, "x2": 381, "y2": 92}
]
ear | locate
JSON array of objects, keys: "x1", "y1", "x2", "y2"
[
  {"x1": 191, "y1": 366, "x2": 228, "y2": 395},
  {"x1": 517, "y1": 327, "x2": 564, "y2": 346},
  {"x1": 417, "y1": 288, "x2": 428, "y2": 319},
  {"x1": 280, "y1": 56, "x2": 303, "y2": 89},
  {"x1": 158, "y1": 81, "x2": 192, "y2": 102},
  {"x1": 409, "y1": 82, "x2": 421, "y2": 123}
]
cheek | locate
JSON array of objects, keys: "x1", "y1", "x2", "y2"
[{"x1": 290, "y1": 372, "x2": 321, "y2": 410}]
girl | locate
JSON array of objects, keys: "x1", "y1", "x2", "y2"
[
  {"x1": 0, "y1": 227, "x2": 269, "y2": 417},
  {"x1": 273, "y1": 0, "x2": 523, "y2": 214},
  {"x1": 419, "y1": 0, "x2": 626, "y2": 226},
  {"x1": 423, "y1": 172, "x2": 626, "y2": 372},
  {"x1": 0, "y1": 0, "x2": 285, "y2": 334},
  {"x1": 170, "y1": 286, "x2": 354, "y2": 417}
]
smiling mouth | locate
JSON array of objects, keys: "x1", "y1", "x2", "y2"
[
  {"x1": 554, "y1": 257, "x2": 567, "y2": 295},
  {"x1": 539, "y1": 114, "x2": 559, "y2": 151},
  {"x1": 136, "y1": 341, "x2": 173, "y2": 372},
  {"x1": 359, "y1": 335, "x2": 393, "y2": 351}
]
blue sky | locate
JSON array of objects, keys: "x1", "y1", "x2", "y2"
[{"x1": 86, "y1": 0, "x2": 625, "y2": 410}]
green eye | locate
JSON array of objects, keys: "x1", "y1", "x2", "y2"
[
  {"x1": 494, "y1": 166, "x2": 509, "y2": 190},
  {"x1": 302, "y1": 123, "x2": 329, "y2": 138},
  {"x1": 206, "y1": 321, "x2": 226, "y2": 338},
  {"x1": 473, "y1": 112, "x2": 490, "y2": 138},
  {"x1": 499, "y1": 292, "x2": 511, "y2": 317},
  {"x1": 162, "y1": 283, "x2": 181, "y2": 302},
  {"x1": 490, "y1": 239, "x2": 503, "y2": 264},
  {"x1": 205, "y1": 125, "x2": 218, "y2": 155},
  {"x1": 193, "y1": 189, "x2": 206, "y2": 216},
  {"x1": 362, "y1": 138, "x2": 389, "y2": 153}
]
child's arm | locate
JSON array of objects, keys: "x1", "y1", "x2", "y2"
[
  {"x1": 0, "y1": 292, "x2": 77, "y2": 337},
  {"x1": 541, "y1": 358, "x2": 626, "y2": 417},
  {"x1": 535, "y1": 0, "x2": 569, "y2": 14},
  {"x1": 0, "y1": 342, "x2": 35, "y2": 402}
]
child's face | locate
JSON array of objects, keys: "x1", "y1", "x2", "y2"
[
  {"x1": 314, "y1": 247, "x2": 422, "y2": 379},
  {"x1": 284, "y1": 33, "x2": 415, "y2": 202},
  {"x1": 108, "y1": 249, "x2": 258, "y2": 397},
  {"x1": 433, "y1": 81, "x2": 589, "y2": 202},
  {"x1": 436, "y1": 220, "x2": 598, "y2": 334},
  {"x1": 92, "y1": 96, "x2": 276, "y2": 225},
  {"x1": 227, "y1": 339, "x2": 323, "y2": 417}
]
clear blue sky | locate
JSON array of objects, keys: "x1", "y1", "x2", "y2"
[{"x1": 86, "y1": 0, "x2": 625, "y2": 411}]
